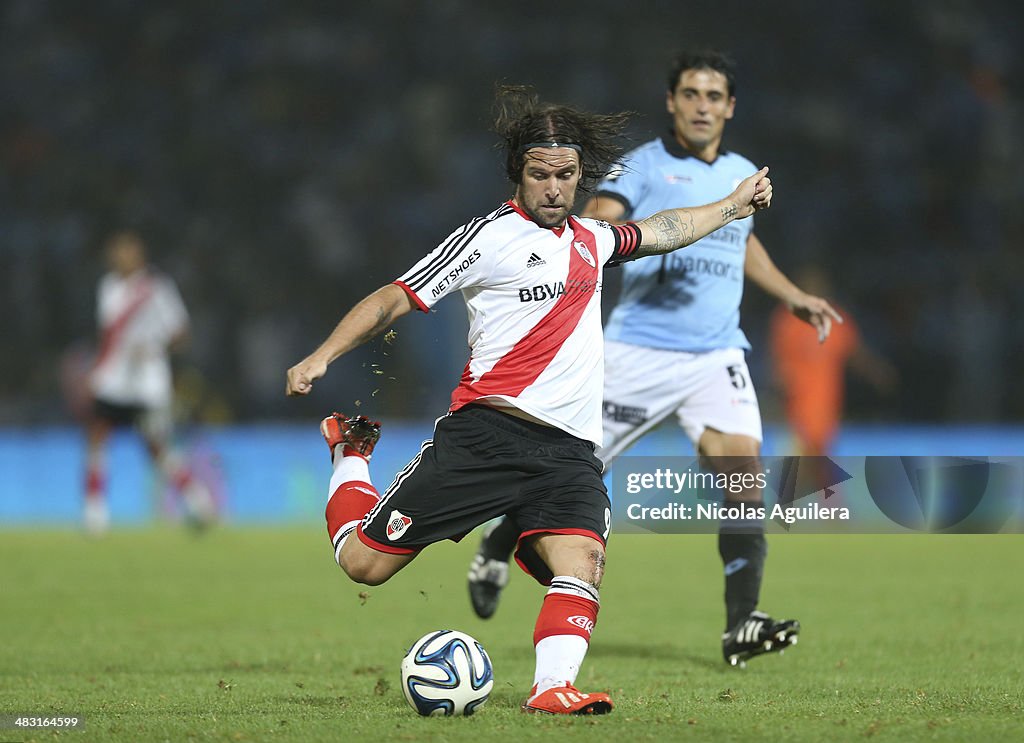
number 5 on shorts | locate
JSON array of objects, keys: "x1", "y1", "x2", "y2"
[{"x1": 726, "y1": 364, "x2": 748, "y2": 390}]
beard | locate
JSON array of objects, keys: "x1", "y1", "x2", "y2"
[{"x1": 521, "y1": 199, "x2": 572, "y2": 228}]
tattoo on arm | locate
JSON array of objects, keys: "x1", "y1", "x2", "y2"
[
  {"x1": 355, "y1": 306, "x2": 393, "y2": 346},
  {"x1": 637, "y1": 210, "x2": 696, "y2": 256},
  {"x1": 721, "y1": 202, "x2": 738, "y2": 221}
]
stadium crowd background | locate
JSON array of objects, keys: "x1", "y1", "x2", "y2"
[{"x1": 3, "y1": 0, "x2": 1021, "y2": 428}]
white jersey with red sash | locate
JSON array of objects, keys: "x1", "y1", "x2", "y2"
[
  {"x1": 90, "y1": 269, "x2": 189, "y2": 408},
  {"x1": 395, "y1": 201, "x2": 640, "y2": 445}
]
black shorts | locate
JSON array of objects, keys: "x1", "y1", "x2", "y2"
[
  {"x1": 93, "y1": 398, "x2": 146, "y2": 426},
  {"x1": 358, "y1": 404, "x2": 610, "y2": 584}
]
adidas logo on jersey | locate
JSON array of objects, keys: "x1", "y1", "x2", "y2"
[{"x1": 526, "y1": 252, "x2": 546, "y2": 268}]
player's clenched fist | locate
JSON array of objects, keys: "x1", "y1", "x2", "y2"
[
  {"x1": 727, "y1": 167, "x2": 771, "y2": 219},
  {"x1": 752, "y1": 172, "x2": 772, "y2": 210},
  {"x1": 286, "y1": 357, "x2": 326, "y2": 396}
]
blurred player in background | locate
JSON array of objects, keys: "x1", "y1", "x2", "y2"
[
  {"x1": 469, "y1": 50, "x2": 839, "y2": 668},
  {"x1": 83, "y1": 230, "x2": 216, "y2": 534},
  {"x1": 770, "y1": 265, "x2": 897, "y2": 457},
  {"x1": 286, "y1": 86, "x2": 773, "y2": 714}
]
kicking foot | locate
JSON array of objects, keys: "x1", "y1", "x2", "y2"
[{"x1": 320, "y1": 412, "x2": 381, "y2": 461}]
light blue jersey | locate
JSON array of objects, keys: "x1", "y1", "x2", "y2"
[{"x1": 602, "y1": 135, "x2": 757, "y2": 351}]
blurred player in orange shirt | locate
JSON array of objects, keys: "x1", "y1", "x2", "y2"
[{"x1": 770, "y1": 266, "x2": 896, "y2": 456}]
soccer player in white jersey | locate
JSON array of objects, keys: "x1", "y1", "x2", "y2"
[
  {"x1": 286, "y1": 85, "x2": 773, "y2": 714},
  {"x1": 84, "y1": 230, "x2": 215, "y2": 534},
  {"x1": 469, "y1": 52, "x2": 841, "y2": 668}
]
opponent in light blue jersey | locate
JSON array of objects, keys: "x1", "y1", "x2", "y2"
[
  {"x1": 579, "y1": 51, "x2": 839, "y2": 665},
  {"x1": 601, "y1": 136, "x2": 757, "y2": 351},
  {"x1": 468, "y1": 51, "x2": 840, "y2": 670}
]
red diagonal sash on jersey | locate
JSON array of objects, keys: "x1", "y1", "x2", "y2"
[
  {"x1": 94, "y1": 276, "x2": 155, "y2": 369},
  {"x1": 450, "y1": 219, "x2": 599, "y2": 408}
]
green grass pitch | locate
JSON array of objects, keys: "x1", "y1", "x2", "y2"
[{"x1": 1, "y1": 528, "x2": 1021, "y2": 742}]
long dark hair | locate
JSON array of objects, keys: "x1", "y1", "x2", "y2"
[{"x1": 493, "y1": 85, "x2": 633, "y2": 193}]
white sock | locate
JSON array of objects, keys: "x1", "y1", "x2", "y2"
[
  {"x1": 532, "y1": 635, "x2": 589, "y2": 694},
  {"x1": 155, "y1": 448, "x2": 184, "y2": 480},
  {"x1": 329, "y1": 449, "x2": 371, "y2": 494}
]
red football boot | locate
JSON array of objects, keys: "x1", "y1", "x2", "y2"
[
  {"x1": 320, "y1": 412, "x2": 381, "y2": 461},
  {"x1": 522, "y1": 683, "x2": 613, "y2": 715}
]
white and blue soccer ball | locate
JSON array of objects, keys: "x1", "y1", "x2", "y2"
[{"x1": 400, "y1": 629, "x2": 494, "y2": 716}]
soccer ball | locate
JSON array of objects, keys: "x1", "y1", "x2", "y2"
[{"x1": 400, "y1": 629, "x2": 494, "y2": 716}]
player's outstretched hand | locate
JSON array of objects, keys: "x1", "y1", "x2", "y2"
[
  {"x1": 731, "y1": 167, "x2": 772, "y2": 218},
  {"x1": 286, "y1": 356, "x2": 327, "y2": 396},
  {"x1": 790, "y1": 293, "x2": 844, "y2": 343}
]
